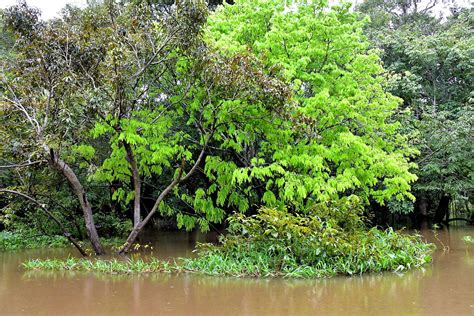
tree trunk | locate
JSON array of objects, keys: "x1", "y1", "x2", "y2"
[
  {"x1": 119, "y1": 160, "x2": 185, "y2": 255},
  {"x1": 124, "y1": 142, "x2": 141, "y2": 228},
  {"x1": 418, "y1": 195, "x2": 429, "y2": 229},
  {"x1": 118, "y1": 137, "x2": 209, "y2": 255},
  {"x1": 434, "y1": 195, "x2": 450, "y2": 224},
  {"x1": 45, "y1": 145, "x2": 105, "y2": 255}
]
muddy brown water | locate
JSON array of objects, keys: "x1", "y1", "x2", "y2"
[{"x1": 1, "y1": 228, "x2": 473, "y2": 316}]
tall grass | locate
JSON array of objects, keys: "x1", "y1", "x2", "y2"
[{"x1": 23, "y1": 257, "x2": 175, "y2": 274}]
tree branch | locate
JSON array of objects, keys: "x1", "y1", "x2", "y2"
[
  {"x1": 181, "y1": 134, "x2": 211, "y2": 182},
  {"x1": 0, "y1": 189, "x2": 87, "y2": 256},
  {"x1": 0, "y1": 160, "x2": 45, "y2": 169}
]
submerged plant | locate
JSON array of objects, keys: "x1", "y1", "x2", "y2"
[{"x1": 462, "y1": 236, "x2": 474, "y2": 244}]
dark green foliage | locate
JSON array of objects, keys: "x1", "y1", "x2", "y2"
[
  {"x1": 357, "y1": 1, "x2": 473, "y2": 222},
  {"x1": 0, "y1": 230, "x2": 124, "y2": 251},
  {"x1": 0, "y1": 231, "x2": 68, "y2": 251}
]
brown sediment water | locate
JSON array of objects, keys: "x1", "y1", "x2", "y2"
[{"x1": 1, "y1": 228, "x2": 473, "y2": 315}]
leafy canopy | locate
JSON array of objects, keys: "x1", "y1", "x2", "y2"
[{"x1": 203, "y1": 0, "x2": 417, "y2": 213}]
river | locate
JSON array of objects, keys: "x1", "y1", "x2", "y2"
[{"x1": 1, "y1": 227, "x2": 473, "y2": 315}]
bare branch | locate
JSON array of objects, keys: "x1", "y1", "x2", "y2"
[
  {"x1": 0, "y1": 160, "x2": 45, "y2": 169},
  {"x1": 181, "y1": 134, "x2": 211, "y2": 182},
  {"x1": 421, "y1": 0, "x2": 438, "y2": 13}
]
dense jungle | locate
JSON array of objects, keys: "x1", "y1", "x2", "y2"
[{"x1": 0, "y1": 0, "x2": 472, "y2": 314}]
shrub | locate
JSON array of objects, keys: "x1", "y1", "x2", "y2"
[{"x1": 182, "y1": 197, "x2": 434, "y2": 277}]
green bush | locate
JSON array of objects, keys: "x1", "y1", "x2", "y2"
[
  {"x1": 182, "y1": 196, "x2": 434, "y2": 277},
  {"x1": 20, "y1": 197, "x2": 434, "y2": 278}
]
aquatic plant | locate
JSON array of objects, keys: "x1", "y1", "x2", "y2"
[
  {"x1": 23, "y1": 257, "x2": 175, "y2": 274},
  {"x1": 181, "y1": 201, "x2": 435, "y2": 278},
  {"x1": 23, "y1": 199, "x2": 435, "y2": 278}
]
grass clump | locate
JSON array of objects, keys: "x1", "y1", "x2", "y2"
[
  {"x1": 23, "y1": 257, "x2": 174, "y2": 274},
  {"x1": 182, "y1": 197, "x2": 435, "y2": 278}
]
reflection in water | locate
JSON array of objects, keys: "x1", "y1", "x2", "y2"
[{"x1": 1, "y1": 228, "x2": 473, "y2": 315}]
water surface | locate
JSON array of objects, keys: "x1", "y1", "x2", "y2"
[{"x1": 1, "y1": 228, "x2": 473, "y2": 315}]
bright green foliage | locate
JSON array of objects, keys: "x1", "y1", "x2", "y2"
[
  {"x1": 67, "y1": 0, "x2": 290, "y2": 236},
  {"x1": 60, "y1": 1, "x2": 191, "y2": 200},
  {"x1": 91, "y1": 113, "x2": 184, "y2": 203},
  {"x1": 204, "y1": 0, "x2": 417, "y2": 212},
  {"x1": 174, "y1": 51, "x2": 289, "y2": 230},
  {"x1": 182, "y1": 197, "x2": 434, "y2": 277}
]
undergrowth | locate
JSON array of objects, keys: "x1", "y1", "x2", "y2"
[
  {"x1": 0, "y1": 231, "x2": 69, "y2": 250},
  {"x1": 182, "y1": 198, "x2": 435, "y2": 278},
  {"x1": 0, "y1": 231, "x2": 124, "y2": 251},
  {"x1": 181, "y1": 227, "x2": 433, "y2": 278}
]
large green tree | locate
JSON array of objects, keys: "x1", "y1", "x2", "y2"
[
  {"x1": 202, "y1": 0, "x2": 417, "y2": 214},
  {"x1": 1, "y1": 0, "x2": 289, "y2": 254}
]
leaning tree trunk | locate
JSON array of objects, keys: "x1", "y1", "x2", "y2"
[
  {"x1": 118, "y1": 167, "x2": 183, "y2": 255},
  {"x1": 45, "y1": 146, "x2": 105, "y2": 255},
  {"x1": 118, "y1": 136, "x2": 210, "y2": 255}
]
